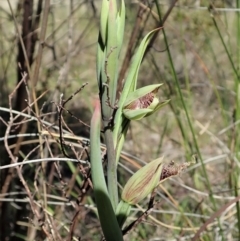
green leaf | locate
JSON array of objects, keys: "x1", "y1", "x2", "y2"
[
  {"x1": 105, "y1": 0, "x2": 119, "y2": 109},
  {"x1": 113, "y1": 28, "x2": 161, "y2": 148},
  {"x1": 119, "y1": 28, "x2": 162, "y2": 108},
  {"x1": 100, "y1": 0, "x2": 109, "y2": 45},
  {"x1": 90, "y1": 100, "x2": 123, "y2": 241},
  {"x1": 117, "y1": 0, "x2": 125, "y2": 51}
]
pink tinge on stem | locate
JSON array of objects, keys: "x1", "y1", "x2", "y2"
[{"x1": 92, "y1": 98, "x2": 101, "y2": 123}]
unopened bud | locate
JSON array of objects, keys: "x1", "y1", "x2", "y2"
[{"x1": 121, "y1": 157, "x2": 164, "y2": 205}]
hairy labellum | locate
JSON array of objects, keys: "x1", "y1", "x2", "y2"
[
  {"x1": 125, "y1": 92, "x2": 155, "y2": 110},
  {"x1": 125, "y1": 87, "x2": 159, "y2": 110},
  {"x1": 122, "y1": 84, "x2": 169, "y2": 121},
  {"x1": 160, "y1": 161, "x2": 191, "y2": 182}
]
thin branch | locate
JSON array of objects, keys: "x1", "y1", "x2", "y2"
[
  {"x1": 14, "y1": 159, "x2": 51, "y2": 239},
  {"x1": 0, "y1": 158, "x2": 86, "y2": 170},
  {"x1": 58, "y1": 83, "x2": 88, "y2": 158}
]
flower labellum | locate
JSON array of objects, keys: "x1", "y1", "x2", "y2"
[
  {"x1": 121, "y1": 156, "x2": 164, "y2": 205},
  {"x1": 123, "y1": 84, "x2": 169, "y2": 120}
]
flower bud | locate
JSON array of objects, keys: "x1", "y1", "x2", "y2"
[
  {"x1": 121, "y1": 157, "x2": 164, "y2": 205},
  {"x1": 123, "y1": 84, "x2": 169, "y2": 120}
]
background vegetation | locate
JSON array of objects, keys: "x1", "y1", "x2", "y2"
[{"x1": 0, "y1": 0, "x2": 239, "y2": 240}]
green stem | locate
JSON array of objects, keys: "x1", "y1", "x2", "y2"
[{"x1": 104, "y1": 125, "x2": 118, "y2": 211}]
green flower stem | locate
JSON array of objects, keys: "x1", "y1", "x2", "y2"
[
  {"x1": 90, "y1": 100, "x2": 123, "y2": 241},
  {"x1": 105, "y1": 126, "x2": 118, "y2": 211},
  {"x1": 115, "y1": 118, "x2": 130, "y2": 164}
]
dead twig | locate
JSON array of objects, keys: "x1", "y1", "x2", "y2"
[{"x1": 58, "y1": 83, "x2": 88, "y2": 158}]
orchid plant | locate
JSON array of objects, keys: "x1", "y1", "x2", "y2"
[{"x1": 89, "y1": 1, "x2": 174, "y2": 240}]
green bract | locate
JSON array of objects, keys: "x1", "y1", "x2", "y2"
[
  {"x1": 121, "y1": 156, "x2": 164, "y2": 205},
  {"x1": 123, "y1": 84, "x2": 170, "y2": 120},
  {"x1": 113, "y1": 28, "x2": 163, "y2": 149}
]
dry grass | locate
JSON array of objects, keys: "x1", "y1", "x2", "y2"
[{"x1": 0, "y1": 0, "x2": 239, "y2": 240}]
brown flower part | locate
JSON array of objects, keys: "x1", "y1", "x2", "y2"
[
  {"x1": 125, "y1": 88, "x2": 159, "y2": 110},
  {"x1": 160, "y1": 160, "x2": 190, "y2": 181}
]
